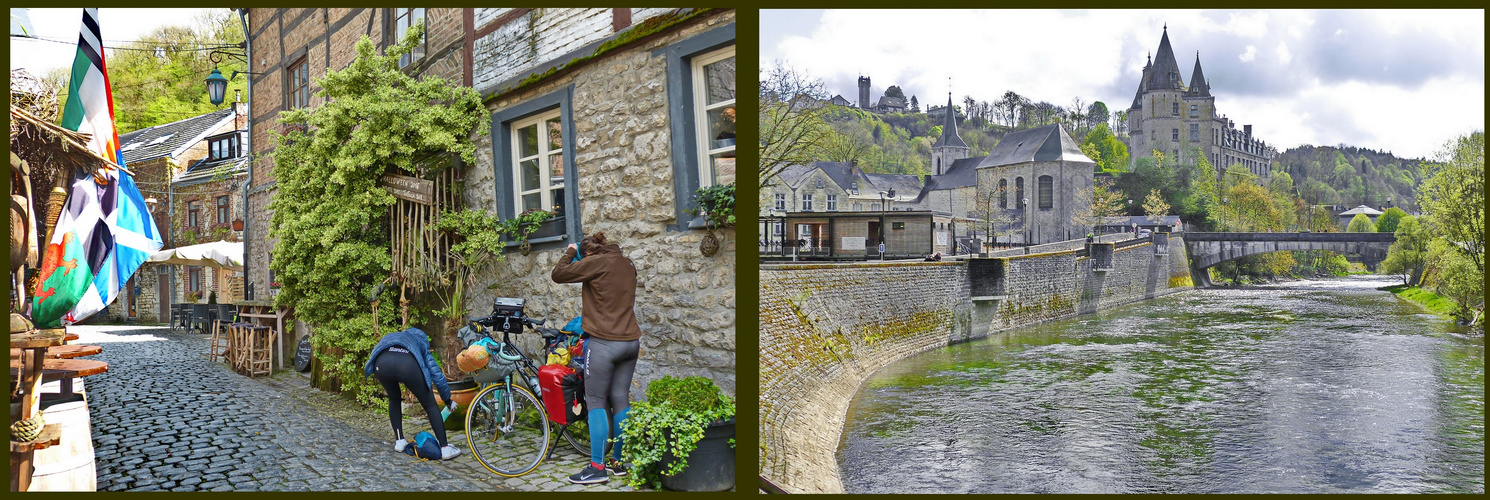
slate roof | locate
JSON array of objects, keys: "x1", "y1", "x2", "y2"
[
  {"x1": 118, "y1": 108, "x2": 235, "y2": 164},
  {"x1": 876, "y1": 96, "x2": 906, "y2": 109},
  {"x1": 1188, "y1": 52, "x2": 1210, "y2": 97},
  {"x1": 862, "y1": 172, "x2": 923, "y2": 199},
  {"x1": 1145, "y1": 27, "x2": 1184, "y2": 91},
  {"x1": 975, "y1": 124, "x2": 1094, "y2": 168},
  {"x1": 931, "y1": 94, "x2": 967, "y2": 149},
  {"x1": 175, "y1": 154, "x2": 249, "y2": 185},
  {"x1": 924, "y1": 157, "x2": 979, "y2": 191}
]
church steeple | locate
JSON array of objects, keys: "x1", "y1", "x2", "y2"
[
  {"x1": 1188, "y1": 51, "x2": 1210, "y2": 96},
  {"x1": 931, "y1": 92, "x2": 968, "y2": 175}
]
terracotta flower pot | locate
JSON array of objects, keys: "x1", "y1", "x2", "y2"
[{"x1": 232, "y1": 219, "x2": 244, "y2": 231}]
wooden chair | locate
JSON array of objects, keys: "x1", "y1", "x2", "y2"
[
  {"x1": 246, "y1": 326, "x2": 273, "y2": 377},
  {"x1": 208, "y1": 305, "x2": 236, "y2": 362}
]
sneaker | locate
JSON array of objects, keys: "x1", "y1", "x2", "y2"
[
  {"x1": 568, "y1": 463, "x2": 609, "y2": 484},
  {"x1": 440, "y1": 445, "x2": 461, "y2": 460},
  {"x1": 605, "y1": 458, "x2": 630, "y2": 477},
  {"x1": 393, "y1": 439, "x2": 408, "y2": 452}
]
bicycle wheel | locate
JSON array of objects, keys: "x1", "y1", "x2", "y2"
[
  {"x1": 562, "y1": 412, "x2": 619, "y2": 458},
  {"x1": 465, "y1": 382, "x2": 551, "y2": 477}
]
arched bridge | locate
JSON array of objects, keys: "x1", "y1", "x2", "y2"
[{"x1": 1184, "y1": 232, "x2": 1396, "y2": 270}]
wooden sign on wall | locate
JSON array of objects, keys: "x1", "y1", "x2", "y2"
[{"x1": 379, "y1": 173, "x2": 434, "y2": 205}]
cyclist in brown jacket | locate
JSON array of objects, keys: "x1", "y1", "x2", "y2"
[{"x1": 552, "y1": 232, "x2": 639, "y2": 484}]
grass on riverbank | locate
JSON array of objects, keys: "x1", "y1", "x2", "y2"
[{"x1": 1379, "y1": 284, "x2": 1458, "y2": 318}]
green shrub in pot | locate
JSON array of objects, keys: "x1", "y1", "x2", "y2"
[{"x1": 619, "y1": 375, "x2": 735, "y2": 489}]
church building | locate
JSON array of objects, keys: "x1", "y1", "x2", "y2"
[{"x1": 1126, "y1": 26, "x2": 1274, "y2": 179}]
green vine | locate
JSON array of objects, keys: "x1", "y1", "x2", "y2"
[
  {"x1": 620, "y1": 376, "x2": 735, "y2": 489},
  {"x1": 267, "y1": 23, "x2": 488, "y2": 404}
]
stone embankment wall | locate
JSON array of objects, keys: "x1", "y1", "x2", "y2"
[
  {"x1": 759, "y1": 234, "x2": 1192, "y2": 493},
  {"x1": 759, "y1": 261, "x2": 971, "y2": 494}
]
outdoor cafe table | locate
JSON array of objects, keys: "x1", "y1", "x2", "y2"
[{"x1": 235, "y1": 301, "x2": 290, "y2": 370}]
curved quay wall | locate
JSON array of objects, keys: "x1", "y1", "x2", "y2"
[{"x1": 759, "y1": 234, "x2": 1193, "y2": 493}]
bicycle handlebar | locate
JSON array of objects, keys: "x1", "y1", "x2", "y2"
[{"x1": 470, "y1": 314, "x2": 545, "y2": 330}]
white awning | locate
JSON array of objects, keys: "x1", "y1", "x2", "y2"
[{"x1": 146, "y1": 240, "x2": 243, "y2": 271}]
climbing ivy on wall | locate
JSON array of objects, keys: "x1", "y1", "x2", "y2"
[{"x1": 266, "y1": 25, "x2": 489, "y2": 405}]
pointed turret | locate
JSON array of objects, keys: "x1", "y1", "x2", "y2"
[
  {"x1": 932, "y1": 93, "x2": 966, "y2": 150},
  {"x1": 1146, "y1": 25, "x2": 1184, "y2": 90},
  {"x1": 1188, "y1": 51, "x2": 1210, "y2": 96}
]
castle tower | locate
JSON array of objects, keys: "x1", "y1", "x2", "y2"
[
  {"x1": 857, "y1": 76, "x2": 871, "y2": 110},
  {"x1": 930, "y1": 93, "x2": 969, "y2": 175},
  {"x1": 1187, "y1": 52, "x2": 1210, "y2": 97}
]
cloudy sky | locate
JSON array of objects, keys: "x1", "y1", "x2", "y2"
[
  {"x1": 11, "y1": 8, "x2": 219, "y2": 76},
  {"x1": 762, "y1": 9, "x2": 1484, "y2": 160}
]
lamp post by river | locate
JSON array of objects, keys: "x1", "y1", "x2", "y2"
[
  {"x1": 1022, "y1": 197, "x2": 1031, "y2": 246},
  {"x1": 879, "y1": 188, "x2": 896, "y2": 258}
]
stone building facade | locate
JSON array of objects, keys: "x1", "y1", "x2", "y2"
[
  {"x1": 105, "y1": 104, "x2": 247, "y2": 322},
  {"x1": 239, "y1": 8, "x2": 735, "y2": 395},
  {"x1": 972, "y1": 124, "x2": 1096, "y2": 244},
  {"x1": 241, "y1": 8, "x2": 467, "y2": 301},
  {"x1": 1126, "y1": 26, "x2": 1274, "y2": 178},
  {"x1": 466, "y1": 8, "x2": 736, "y2": 396}
]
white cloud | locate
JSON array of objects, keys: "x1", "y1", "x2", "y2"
[
  {"x1": 9, "y1": 8, "x2": 218, "y2": 76},
  {"x1": 764, "y1": 9, "x2": 1484, "y2": 159}
]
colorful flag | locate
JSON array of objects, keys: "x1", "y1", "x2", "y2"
[
  {"x1": 34, "y1": 8, "x2": 162, "y2": 327},
  {"x1": 60, "y1": 8, "x2": 123, "y2": 165}
]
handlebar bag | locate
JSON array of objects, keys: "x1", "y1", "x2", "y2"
[{"x1": 538, "y1": 364, "x2": 576, "y2": 425}]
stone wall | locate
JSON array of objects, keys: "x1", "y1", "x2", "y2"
[
  {"x1": 758, "y1": 235, "x2": 1194, "y2": 493},
  {"x1": 759, "y1": 261, "x2": 971, "y2": 494},
  {"x1": 464, "y1": 10, "x2": 736, "y2": 397}
]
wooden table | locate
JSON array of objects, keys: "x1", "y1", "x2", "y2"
[
  {"x1": 8, "y1": 359, "x2": 108, "y2": 398},
  {"x1": 9, "y1": 345, "x2": 103, "y2": 360},
  {"x1": 235, "y1": 302, "x2": 290, "y2": 371}
]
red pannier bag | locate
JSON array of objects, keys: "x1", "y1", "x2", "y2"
[{"x1": 538, "y1": 364, "x2": 576, "y2": 425}]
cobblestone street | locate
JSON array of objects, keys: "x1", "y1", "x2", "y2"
[{"x1": 75, "y1": 324, "x2": 634, "y2": 492}]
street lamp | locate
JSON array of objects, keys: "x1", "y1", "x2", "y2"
[
  {"x1": 879, "y1": 188, "x2": 896, "y2": 259},
  {"x1": 1022, "y1": 197, "x2": 1030, "y2": 245},
  {"x1": 1221, "y1": 197, "x2": 1228, "y2": 231},
  {"x1": 205, "y1": 68, "x2": 229, "y2": 106}
]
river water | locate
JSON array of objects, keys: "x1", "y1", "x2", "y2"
[{"x1": 838, "y1": 276, "x2": 1483, "y2": 493}]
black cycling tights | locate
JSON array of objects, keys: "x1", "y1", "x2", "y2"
[{"x1": 374, "y1": 349, "x2": 447, "y2": 447}]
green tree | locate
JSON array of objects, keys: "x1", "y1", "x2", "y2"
[
  {"x1": 267, "y1": 26, "x2": 487, "y2": 405},
  {"x1": 1345, "y1": 213, "x2": 1376, "y2": 233},
  {"x1": 884, "y1": 85, "x2": 905, "y2": 99},
  {"x1": 1142, "y1": 188, "x2": 1170, "y2": 224},
  {"x1": 1417, "y1": 131, "x2": 1484, "y2": 275},
  {"x1": 1080, "y1": 123, "x2": 1129, "y2": 173},
  {"x1": 97, "y1": 10, "x2": 247, "y2": 132},
  {"x1": 1375, "y1": 206, "x2": 1408, "y2": 233},
  {"x1": 1086, "y1": 101, "x2": 1109, "y2": 132},
  {"x1": 1381, "y1": 216, "x2": 1430, "y2": 285}
]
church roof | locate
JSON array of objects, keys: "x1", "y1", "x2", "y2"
[
  {"x1": 931, "y1": 94, "x2": 967, "y2": 149},
  {"x1": 1188, "y1": 52, "x2": 1210, "y2": 97},
  {"x1": 924, "y1": 157, "x2": 980, "y2": 191},
  {"x1": 976, "y1": 124, "x2": 1094, "y2": 168}
]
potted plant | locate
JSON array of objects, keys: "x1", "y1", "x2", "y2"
[
  {"x1": 232, "y1": 219, "x2": 244, "y2": 231},
  {"x1": 688, "y1": 183, "x2": 735, "y2": 257},
  {"x1": 620, "y1": 375, "x2": 735, "y2": 491}
]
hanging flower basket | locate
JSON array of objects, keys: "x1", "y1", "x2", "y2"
[{"x1": 232, "y1": 219, "x2": 244, "y2": 231}]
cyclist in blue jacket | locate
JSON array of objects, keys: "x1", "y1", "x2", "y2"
[{"x1": 364, "y1": 327, "x2": 461, "y2": 460}]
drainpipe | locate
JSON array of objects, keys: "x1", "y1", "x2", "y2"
[{"x1": 237, "y1": 8, "x2": 254, "y2": 300}]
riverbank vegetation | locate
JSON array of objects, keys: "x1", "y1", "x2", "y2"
[
  {"x1": 1380, "y1": 132, "x2": 1483, "y2": 326},
  {"x1": 1378, "y1": 285, "x2": 1459, "y2": 319}
]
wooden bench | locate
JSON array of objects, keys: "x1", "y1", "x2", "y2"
[
  {"x1": 8, "y1": 359, "x2": 109, "y2": 398},
  {"x1": 9, "y1": 345, "x2": 102, "y2": 360}
]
